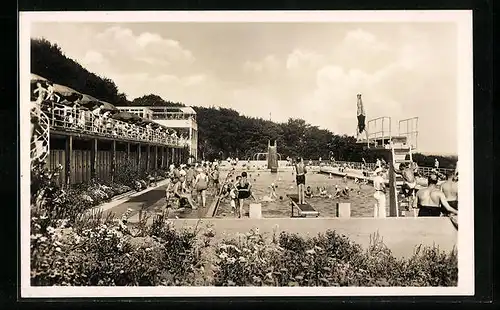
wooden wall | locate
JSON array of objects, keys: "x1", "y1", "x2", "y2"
[{"x1": 46, "y1": 136, "x2": 185, "y2": 186}]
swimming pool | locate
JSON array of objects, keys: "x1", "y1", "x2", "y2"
[{"x1": 214, "y1": 166, "x2": 391, "y2": 218}]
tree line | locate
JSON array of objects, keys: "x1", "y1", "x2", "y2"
[{"x1": 30, "y1": 37, "x2": 458, "y2": 169}]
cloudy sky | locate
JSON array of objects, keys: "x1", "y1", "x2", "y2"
[{"x1": 31, "y1": 21, "x2": 458, "y2": 154}]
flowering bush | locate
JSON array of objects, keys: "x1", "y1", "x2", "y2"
[
  {"x1": 213, "y1": 229, "x2": 458, "y2": 287},
  {"x1": 31, "y1": 211, "x2": 208, "y2": 286}
]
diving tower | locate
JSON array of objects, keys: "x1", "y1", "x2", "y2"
[{"x1": 354, "y1": 94, "x2": 419, "y2": 217}]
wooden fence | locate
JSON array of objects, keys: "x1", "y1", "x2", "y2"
[{"x1": 46, "y1": 135, "x2": 188, "y2": 186}]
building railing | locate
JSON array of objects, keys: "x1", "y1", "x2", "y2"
[
  {"x1": 151, "y1": 112, "x2": 196, "y2": 121},
  {"x1": 39, "y1": 101, "x2": 190, "y2": 148},
  {"x1": 319, "y1": 160, "x2": 454, "y2": 176}
]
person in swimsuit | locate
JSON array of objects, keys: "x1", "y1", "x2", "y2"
[
  {"x1": 193, "y1": 167, "x2": 209, "y2": 208},
  {"x1": 356, "y1": 94, "x2": 369, "y2": 141},
  {"x1": 440, "y1": 171, "x2": 458, "y2": 214},
  {"x1": 413, "y1": 174, "x2": 457, "y2": 217},
  {"x1": 211, "y1": 166, "x2": 221, "y2": 194},
  {"x1": 236, "y1": 172, "x2": 256, "y2": 218},
  {"x1": 185, "y1": 164, "x2": 196, "y2": 191},
  {"x1": 294, "y1": 157, "x2": 307, "y2": 204},
  {"x1": 173, "y1": 175, "x2": 197, "y2": 209},
  {"x1": 305, "y1": 186, "x2": 313, "y2": 198},
  {"x1": 395, "y1": 162, "x2": 418, "y2": 201}
]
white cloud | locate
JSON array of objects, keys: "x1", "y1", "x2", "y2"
[
  {"x1": 243, "y1": 54, "x2": 281, "y2": 75},
  {"x1": 82, "y1": 50, "x2": 105, "y2": 65},
  {"x1": 95, "y1": 26, "x2": 195, "y2": 68}
]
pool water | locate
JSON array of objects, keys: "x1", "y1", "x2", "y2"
[{"x1": 215, "y1": 167, "x2": 390, "y2": 218}]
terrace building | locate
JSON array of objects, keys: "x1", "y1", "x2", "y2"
[{"x1": 116, "y1": 106, "x2": 198, "y2": 163}]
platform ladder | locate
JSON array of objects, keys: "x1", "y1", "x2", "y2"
[
  {"x1": 390, "y1": 139, "x2": 415, "y2": 217},
  {"x1": 30, "y1": 106, "x2": 50, "y2": 165}
]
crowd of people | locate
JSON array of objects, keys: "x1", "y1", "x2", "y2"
[
  {"x1": 31, "y1": 81, "x2": 189, "y2": 147},
  {"x1": 164, "y1": 161, "x2": 222, "y2": 211},
  {"x1": 290, "y1": 155, "x2": 459, "y2": 218}
]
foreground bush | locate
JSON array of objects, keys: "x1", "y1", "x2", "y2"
[
  {"x1": 30, "y1": 213, "x2": 206, "y2": 286},
  {"x1": 213, "y1": 229, "x2": 457, "y2": 287}
]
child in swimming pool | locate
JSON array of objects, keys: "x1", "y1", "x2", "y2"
[
  {"x1": 319, "y1": 186, "x2": 327, "y2": 197},
  {"x1": 270, "y1": 183, "x2": 278, "y2": 199},
  {"x1": 305, "y1": 186, "x2": 313, "y2": 198}
]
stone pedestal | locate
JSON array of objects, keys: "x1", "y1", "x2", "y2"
[
  {"x1": 337, "y1": 202, "x2": 351, "y2": 218},
  {"x1": 249, "y1": 203, "x2": 262, "y2": 219}
]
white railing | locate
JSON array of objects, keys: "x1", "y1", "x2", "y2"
[
  {"x1": 151, "y1": 112, "x2": 196, "y2": 121},
  {"x1": 40, "y1": 101, "x2": 187, "y2": 147},
  {"x1": 30, "y1": 108, "x2": 50, "y2": 163},
  {"x1": 325, "y1": 160, "x2": 454, "y2": 176}
]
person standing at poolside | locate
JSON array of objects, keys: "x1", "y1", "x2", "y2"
[
  {"x1": 236, "y1": 172, "x2": 257, "y2": 218},
  {"x1": 373, "y1": 167, "x2": 387, "y2": 218},
  {"x1": 440, "y1": 171, "x2": 459, "y2": 213},
  {"x1": 193, "y1": 167, "x2": 209, "y2": 208},
  {"x1": 294, "y1": 157, "x2": 307, "y2": 204}
]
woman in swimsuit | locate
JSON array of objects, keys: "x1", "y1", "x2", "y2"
[
  {"x1": 236, "y1": 172, "x2": 256, "y2": 218},
  {"x1": 193, "y1": 167, "x2": 209, "y2": 208}
]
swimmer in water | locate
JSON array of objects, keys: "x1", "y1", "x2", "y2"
[
  {"x1": 305, "y1": 186, "x2": 313, "y2": 198},
  {"x1": 341, "y1": 186, "x2": 350, "y2": 198},
  {"x1": 334, "y1": 185, "x2": 341, "y2": 198},
  {"x1": 269, "y1": 183, "x2": 278, "y2": 199},
  {"x1": 319, "y1": 186, "x2": 327, "y2": 197}
]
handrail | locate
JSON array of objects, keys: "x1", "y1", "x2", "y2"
[
  {"x1": 30, "y1": 108, "x2": 50, "y2": 162},
  {"x1": 39, "y1": 101, "x2": 189, "y2": 148},
  {"x1": 327, "y1": 160, "x2": 454, "y2": 175}
]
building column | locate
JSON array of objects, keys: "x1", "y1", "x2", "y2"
[
  {"x1": 111, "y1": 140, "x2": 116, "y2": 182},
  {"x1": 127, "y1": 142, "x2": 130, "y2": 162},
  {"x1": 160, "y1": 147, "x2": 165, "y2": 168},
  {"x1": 154, "y1": 146, "x2": 158, "y2": 170},
  {"x1": 189, "y1": 126, "x2": 193, "y2": 163},
  {"x1": 172, "y1": 148, "x2": 175, "y2": 166},
  {"x1": 146, "y1": 144, "x2": 150, "y2": 171},
  {"x1": 137, "y1": 143, "x2": 141, "y2": 172},
  {"x1": 91, "y1": 138, "x2": 97, "y2": 179},
  {"x1": 65, "y1": 136, "x2": 73, "y2": 187}
]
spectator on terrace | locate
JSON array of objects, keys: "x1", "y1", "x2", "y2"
[
  {"x1": 435, "y1": 158, "x2": 440, "y2": 169},
  {"x1": 33, "y1": 82, "x2": 48, "y2": 105},
  {"x1": 45, "y1": 82, "x2": 60, "y2": 102},
  {"x1": 91, "y1": 104, "x2": 103, "y2": 132}
]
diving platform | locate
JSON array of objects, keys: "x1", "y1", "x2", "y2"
[{"x1": 287, "y1": 194, "x2": 319, "y2": 218}]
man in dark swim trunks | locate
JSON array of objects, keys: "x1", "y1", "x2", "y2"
[
  {"x1": 356, "y1": 94, "x2": 369, "y2": 141},
  {"x1": 294, "y1": 157, "x2": 307, "y2": 204},
  {"x1": 440, "y1": 171, "x2": 458, "y2": 214},
  {"x1": 413, "y1": 174, "x2": 457, "y2": 217}
]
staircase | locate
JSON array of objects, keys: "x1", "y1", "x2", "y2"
[
  {"x1": 390, "y1": 140, "x2": 414, "y2": 216},
  {"x1": 31, "y1": 106, "x2": 50, "y2": 164}
]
